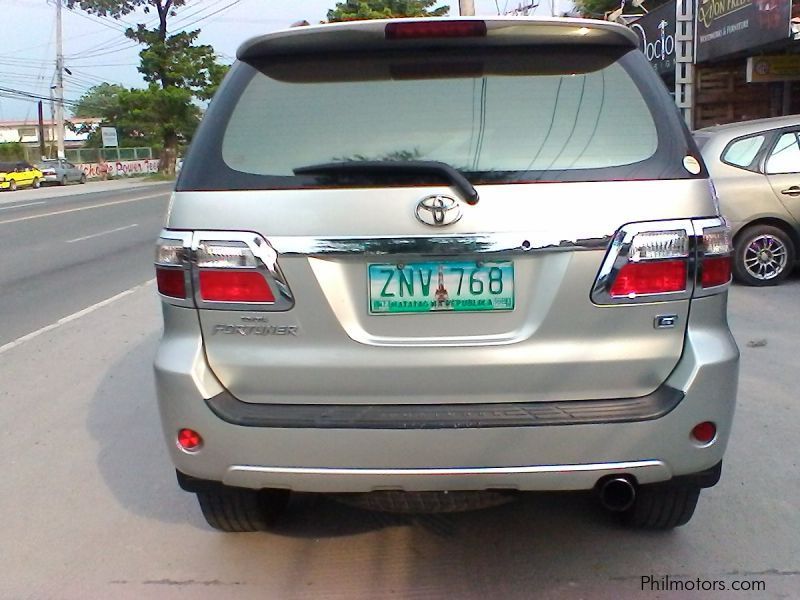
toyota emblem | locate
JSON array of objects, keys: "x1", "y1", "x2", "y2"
[{"x1": 415, "y1": 195, "x2": 462, "y2": 227}]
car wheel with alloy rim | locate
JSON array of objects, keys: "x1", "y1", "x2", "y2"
[
  {"x1": 9, "y1": 180, "x2": 16, "y2": 191},
  {"x1": 733, "y1": 225, "x2": 795, "y2": 286},
  {"x1": 32, "y1": 178, "x2": 40, "y2": 189}
]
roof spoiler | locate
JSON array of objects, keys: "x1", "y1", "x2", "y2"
[{"x1": 237, "y1": 17, "x2": 639, "y2": 61}]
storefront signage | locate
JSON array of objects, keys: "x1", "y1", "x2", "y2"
[
  {"x1": 747, "y1": 54, "x2": 800, "y2": 81},
  {"x1": 695, "y1": 0, "x2": 792, "y2": 63},
  {"x1": 630, "y1": 0, "x2": 677, "y2": 75}
]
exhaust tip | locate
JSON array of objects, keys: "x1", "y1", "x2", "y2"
[{"x1": 598, "y1": 476, "x2": 636, "y2": 512}]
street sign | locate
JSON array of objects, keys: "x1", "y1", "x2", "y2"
[{"x1": 101, "y1": 126, "x2": 118, "y2": 148}]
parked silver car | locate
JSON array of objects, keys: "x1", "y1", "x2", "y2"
[
  {"x1": 695, "y1": 116, "x2": 800, "y2": 285},
  {"x1": 154, "y1": 18, "x2": 739, "y2": 531},
  {"x1": 37, "y1": 159, "x2": 86, "y2": 185}
]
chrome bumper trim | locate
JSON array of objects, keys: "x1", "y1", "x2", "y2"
[{"x1": 229, "y1": 460, "x2": 664, "y2": 477}]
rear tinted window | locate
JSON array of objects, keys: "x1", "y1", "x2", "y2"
[{"x1": 179, "y1": 46, "x2": 700, "y2": 191}]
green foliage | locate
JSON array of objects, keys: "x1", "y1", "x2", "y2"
[
  {"x1": 0, "y1": 142, "x2": 26, "y2": 161},
  {"x1": 327, "y1": 0, "x2": 449, "y2": 22},
  {"x1": 72, "y1": 83, "x2": 126, "y2": 118},
  {"x1": 66, "y1": 0, "x2": 227, "y2": 174},
  {"x1": 66, "y1": 0, "x2": 187, "y2": 19},
  {"x1": 74, "y1": 84, "x2": 201, "y2": 149}
]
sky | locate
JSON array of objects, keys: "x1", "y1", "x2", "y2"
[{"x1": 0, "y1": 0, "x2": 574, "y2": 122}]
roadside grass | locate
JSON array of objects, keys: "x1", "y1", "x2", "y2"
[{"x1": 143, "y1": 172, "x2": 177, "y2": 182}]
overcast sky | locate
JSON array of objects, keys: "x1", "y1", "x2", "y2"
[{"x1": 0, "y1": 0, "x2": 574, "y2": 122}]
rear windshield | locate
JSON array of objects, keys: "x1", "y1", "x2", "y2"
[{"x1": 178, "y1": 46, "x2": 701, "y2": 191}]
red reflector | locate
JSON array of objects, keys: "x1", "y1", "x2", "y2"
[
  {"x1": 610, "y1": 260, "x2": 687, "y2": 297},
  {"x1": 691, "y1": 421, "x2": 716, "y2": 444},
  {"x1": 177, "y1": 428, "x2": 203, "y2": 451},
  {"x1": 199, "y1": 270, "x2": 275, "y2": 303},
  {"x1": 701, "y1": 256, "x2": 731, "y2": 288},
  {"x1": 156, "y1": 267, "x2": 186, "y2": 299},
  {"x1": 385, "y1": 20, "x2": 487, "y2": 40}
]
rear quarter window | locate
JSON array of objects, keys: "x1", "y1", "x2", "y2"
[{"x1": 721, "y1": 135, "x2": 766, "y2": 171}]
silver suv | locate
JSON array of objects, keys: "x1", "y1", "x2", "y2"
[{"x1": 154, "y1": 17, "x2": 739, "y2": 531}]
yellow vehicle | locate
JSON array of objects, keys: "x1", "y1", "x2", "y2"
[{"x1": 0, "y1": 161, "x2": 44, "y2": 191}]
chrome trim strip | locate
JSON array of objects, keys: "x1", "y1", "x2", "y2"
[
  {"x1": 268, "y1": 233, "x2": 611, "y2": 257},
  {"x1": 228, "y1": 460, "x2": 664, "y2": 477}
]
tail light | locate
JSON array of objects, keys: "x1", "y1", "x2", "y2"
[
  {"x1": 154, "y1": 231, "x2": 293, "y2": 310},
  {"x1": 155, "y1": 234, "x2": 192, "y2": 304},
  {"x1": 698, "y1": 223, "x2": 732, "y2": 290},
  {"x1": 592, "y1": 218, "x2": 731, "y2": 305}
]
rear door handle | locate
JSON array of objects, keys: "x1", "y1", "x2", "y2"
[{"x1": 780, "y1": 186, "x2": 800, "y2": 196}]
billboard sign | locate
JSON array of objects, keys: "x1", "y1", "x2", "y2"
[
  {"x1": 695, "y1": 0, "x2": 792, "y2": 63},
  {"x1": 630, "y1": 0, "x2": 678, "y2": 76}
]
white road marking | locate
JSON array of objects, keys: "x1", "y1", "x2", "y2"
[
  {"x1": 0, "y1": 279, "x2": 155, "y2": 356},
  {"x1": 0, "y1": 192, "x2": 168, "y2": 226},
  {"x1": 66, "y1": 223, "x2": 139, "y2": 243},
  {"x1": 0, "y1": 201, "x2": 46, "y2": 211}
]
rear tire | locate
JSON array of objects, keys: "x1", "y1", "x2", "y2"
[
  {"x1": 60, "y1": 175, "x2": 68, "y2": 186},
  {"x1": 196, "y1": 487, "x2": 289, "y2": 532},
  {"x1": 79, "y1": 173, "x2": 87, "y2": 184},
  {"x1": 9, "y1": 180, "x2": 17, "y2": 191},
  {"x1": 620, "y1": 484, "x2": 701, "y2": 529},
  {"x1": 733, "y1": 225, "x2": 795, "y2": 286}
]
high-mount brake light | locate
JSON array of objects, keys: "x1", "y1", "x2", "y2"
[{"x1": 385, "y1": 20, "x2": 487, "y2": 40}]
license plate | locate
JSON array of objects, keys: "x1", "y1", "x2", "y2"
[{"x1": 368, "y1": 260, "x2": 515, "y2": 314}]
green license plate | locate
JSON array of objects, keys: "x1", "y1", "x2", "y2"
[{"x1": 368, "y1": 260, "x2": 515, "y2": 314}]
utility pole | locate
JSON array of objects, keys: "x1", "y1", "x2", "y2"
[
  {"x1": 55, "y1": 0, "x2": 66, "y2": 159},
  {"x1": 37, "y1": 101, "x2": 46, "y2": 160},
  {"x1": 459, "y1": 0, "x2": 475, "y2": 16}
]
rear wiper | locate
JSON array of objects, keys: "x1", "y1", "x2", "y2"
[{"x1": 293, "y1": 160, "x2": 479, "y2": 205}]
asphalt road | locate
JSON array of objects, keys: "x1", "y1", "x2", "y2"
[
  {"x1": 0, "y1": 181, "x2": 172, "y2": 345},
  {"x1": 0, "y1": 188, "x2": 798, "y2": 598}
]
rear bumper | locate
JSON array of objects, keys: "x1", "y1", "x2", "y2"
[{"x1": 154, "y1": 294, "x2": 739, "y2": 493}]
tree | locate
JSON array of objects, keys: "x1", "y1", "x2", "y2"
[
  {"x1": 66, "y1": 0, "x2": 227, "y2": 174},
  {"x1": 72, "y1": 83, "x2": 126, "y2": 118},
  {"x1": 73, "y1": 83, "x2": 200, "y2": 150},
  {"x1": 327, "y1": 0, "x2": 449, "y2": 22}
]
